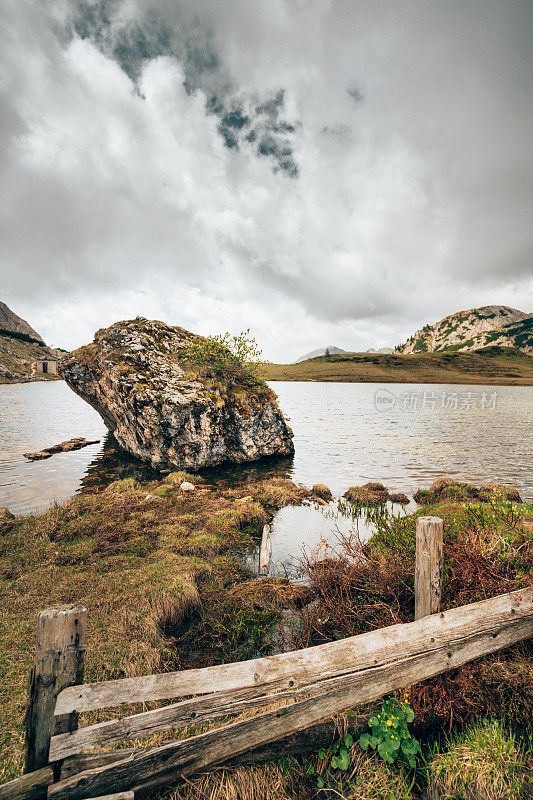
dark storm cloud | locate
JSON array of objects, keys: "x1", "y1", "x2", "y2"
[
  {"x1": 69, "y1": 0, "x2": 299, "y2": 175},
  {"x1": 0, "y1": 0, "x2": 531, "y2": 359}
]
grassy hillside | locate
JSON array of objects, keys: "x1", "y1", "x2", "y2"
[
  {"x1": 264, "y1": 346, "x2": 533, "y2": 385},
  {"x1": 0, "y1": 332, "x2": 59, "y2": 383}
]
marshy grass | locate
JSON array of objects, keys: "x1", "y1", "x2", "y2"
[
  {"x1": 283, "y1": 497, "x2": 533, "y2": 731},
  {"x1": 1, "y1": 473, "x2": 531, "y2": 796},
  {"x1": 428, "y1": 719, "x2": 531, "y2": 800},
  {"x1": 0, "y1": 473, "x2": 315, "y2": 782}
]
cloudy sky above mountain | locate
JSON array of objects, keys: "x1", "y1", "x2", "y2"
[{"x1": 1, "y1": 0, "x2": 532, "y2": 359}]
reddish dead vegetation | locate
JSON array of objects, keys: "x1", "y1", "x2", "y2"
[
  {"x1": 284, "y1": 506, "x2": 532, "y2": 731},
  {"x1": 410, "y1": 644, "x2": 533, "y2": 731}
]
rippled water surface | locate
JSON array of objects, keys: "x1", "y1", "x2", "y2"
[{"x1": 1, "y1": 380, "x2": 531, "y2": 572}]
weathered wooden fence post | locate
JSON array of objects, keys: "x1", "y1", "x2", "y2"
[
  {"x1": 415, "y1": 516, "x2": 443, "y2": 620},
  {"x1": 24, "y1": 605, "x2": 87, "y2": 774}
]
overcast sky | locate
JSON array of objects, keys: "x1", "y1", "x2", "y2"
[{"x1": 1, "y1": 0, "x2": 532, "y2": 360}]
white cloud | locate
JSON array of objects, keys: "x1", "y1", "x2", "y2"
[{"x1": 1, "y1": 0, "x2": 532, "y2": 362}]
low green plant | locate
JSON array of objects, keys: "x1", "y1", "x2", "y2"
[
  {"x1": 307, "y1": 732, "x2": 355, "y2": 789},
  {"x1": 359, "y1": 695, "x2": 421, "y2": 768},
  {"x1": 464, "y1": 493, "x2": 524, "y2": 533},
  {"x1": 185, "y1": 329, "x2": 265, "y2": 386}
]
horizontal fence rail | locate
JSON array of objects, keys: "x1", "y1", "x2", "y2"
[
  {"x1": 49, "y1": 585, "x2": 532, "y2": 764},
  {"x1": 45, "y1": 586, "x2": 532, "y2": 800}
]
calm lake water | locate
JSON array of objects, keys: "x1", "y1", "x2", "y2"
[{"x1": 0, "y1": 380, "x2": 531, "y2": 575}]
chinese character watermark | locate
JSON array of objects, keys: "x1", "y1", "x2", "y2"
[{"x1": 374, "y1": 389, "x2": 498, "y2": 412}]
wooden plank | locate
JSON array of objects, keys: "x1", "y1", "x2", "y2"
[
  {"x1": 259, "y1": 525, "x2": 272, "y2": 575},
  {"x1": 0, "y1": 768, "x2": 52, "y2": 800},
  {"x1": 55, "y1": 586, "x2": 531, "y2": 715},
  {"x1": 84, "y1": 793, "x2": 133, "y2": 800},
  {"x1": 50, "y1": 680, "x2": 290, "y2": 761},
  {"x1": 415, "y1": 517, "x2": 443, "y2": 620},
  {"x1": 23, "y1": 605, "x2": 86, "y2": 773},
  {"x1": 48, "y1": 612, "x2": 533, "y2": 800},
  {"x1": 58, "y1": 714, "x2": 370, "y2": 781}
]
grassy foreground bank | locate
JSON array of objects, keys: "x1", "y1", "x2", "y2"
[
  {"x1": 0, "y1": 477, "x2": 531, "y2": 797},
  {"x1": 0, "y1": 473, "x2": 324, "y2": 782},
  {"x1": 264, "y1": 345, "x2": 533, "y2": 384}
]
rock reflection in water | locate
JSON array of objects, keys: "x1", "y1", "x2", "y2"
[{"x1": 80, "y1": 432, "x2": 161, "y2": 493}]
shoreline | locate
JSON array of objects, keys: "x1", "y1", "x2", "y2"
[
  {"x1": 267, "y1": 375, "x2": 533, "y2": 385},
  {"x1": 0, "y1": 375, "x2": 62, "y2": 386}
]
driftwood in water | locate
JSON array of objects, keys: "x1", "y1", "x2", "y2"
[{"x1": 23, "y1": 439, "x2": 100, "y2": 461}]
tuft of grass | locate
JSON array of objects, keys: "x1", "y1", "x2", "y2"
[
  {"x1": 343, "y1": 483, "x2": 389, "y2": 505},
  {"x1": 311, "y1": 484, "x2": 333, "y2": 502},
  {"x1": 251, "y1": 478, "x2": 312, "y2": 509},
  {"x1": 428, "y1": 720, "x2": 530, "y2": 800},
  {"x1": 165, "y1": 759, "x2": 303, "y2": 800}
]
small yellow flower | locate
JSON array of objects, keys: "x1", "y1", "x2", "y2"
[{"x1": 387, "y1": 720, "x2": 392, "y2": 727}]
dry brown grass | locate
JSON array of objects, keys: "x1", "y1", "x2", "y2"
[
  {"x1": 0, "y1": 472, "x2": 308, "y2": 782},
  {"x1": 167, "y1": 761, "x2": 304, "y2": 800},
  {"x1": 165, "y1": 747, "x2": 413, "y2": 800}
]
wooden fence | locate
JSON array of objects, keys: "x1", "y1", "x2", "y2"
[{"x1": 1, "y1": 516, "x2": 532, "y2": 800}]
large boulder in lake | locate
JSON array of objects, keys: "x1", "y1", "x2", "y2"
[{"x1": 60, "y1": 318, "x2": 294, "y2": 470}]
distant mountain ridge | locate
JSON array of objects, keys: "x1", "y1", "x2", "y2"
[
  {"x1": 294, "y1": 345, "x2": 346, "y2": 363},
  {"x1": 397, "y1": 305, "x2": 533, "y2": 355}
]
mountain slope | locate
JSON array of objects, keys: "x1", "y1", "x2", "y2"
[
  {"x1": 0, "y1": 301, "x2": 57, "y2": 382},
  {"x1": 397, "y1": 306, "x2": 532, "y2": 355},
  {"x1": 0, "y1": 301, "x2": 43, "y2": 341},
  {"x1": 294, "y1": 345, "x2": 346, "y2": 363}
]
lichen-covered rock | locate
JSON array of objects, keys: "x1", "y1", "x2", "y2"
[{"x1": 60, "y1": 318, "x2": 294, "y2": 471}]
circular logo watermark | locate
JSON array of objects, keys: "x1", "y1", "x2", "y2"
[{"x1": 374, "y1": 388, "x2": 396, "y2": 412}]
